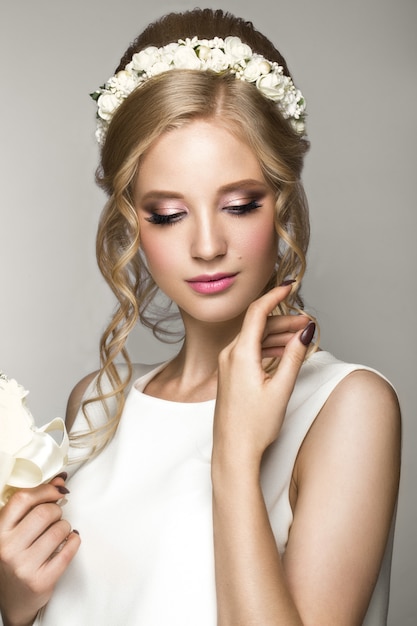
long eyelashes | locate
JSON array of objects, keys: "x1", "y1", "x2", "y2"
[
  {"x1": 145, "y1": 199, "x2": 262, "y2": 226},
  {"x1": 226, "y1": 199, "x2": 262, "y2": 215},
  {"x1": 145, "y1": 212, "x2": 184, "y2": 225}
]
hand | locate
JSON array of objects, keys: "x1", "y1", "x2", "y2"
[
  {"x1": 0, "y1": 476, "x2": 80, "y2": 626},
  {"x1": 212, "y1": 284, "x2": 315, "y2": 471}
]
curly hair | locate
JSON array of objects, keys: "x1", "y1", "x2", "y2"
[{"x1": 70, "y1": 8, "x2": 315, "y2": 458}]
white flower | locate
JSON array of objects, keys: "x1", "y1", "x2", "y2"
[
  {"x1": 91, "y1": 36, "x2": 307, "y2": 142},
  {"x1": 147, "y1": 60, "x2": 171, "y2": 76},
  {"x1": 160, "y1": 43, "x2": 178, "y2": 65},
  {"x1": 95, "y1": 119, "x2": 107, "y2": 145},
  {"x1": 224, "y1": 36, "x2": 252, "y2": 61},
  {"x1": 206, "y1": 48, "x2": 230, "y2": 72},
  {"x1": 256, "y1": 71, "x2": 286, "y2": 101},
  {"x1": 97, "y1": 92, "x2": 123, "y2": 121},
  {"x1": 0, "y1": 372, "x2": 69, "y2": 508},
  {"x1": 291, "y1": 118, "x2": 306, "y2": 134},
  {"x1": 129, "y1": 46, "x2": 161, "y2": 72},
  {"x1": 197, "y1": 44, "x2": 211, "y2": 61},
  {"x1": 109, "y1": 70, "x2": 139, "y2": 97},
  {"x1": 241, "y1": 57, "x2": 272, "y2": 82},
  {"x1": 173, "y1": 45, "x2": 202, "y2": 70},
  {"x1": 0, "y1": 375, "x2": 33, "y2": 454}
]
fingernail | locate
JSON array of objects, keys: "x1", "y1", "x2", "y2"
[
  {"x1": 300, "y1": 321, "x2": 316, "y2": 346},
  {"x1": 56, "y1": 485, "x2": 70, "y2": 495},
  {"x1": 280, "y1": 279, "x2": 296, "y2": 286},
  {"x1": 72, "y1": 529, "x2": 80, "y2": 535},
  {"x1": 55, "y1": 472, "x2": 68, "y2": 481}
]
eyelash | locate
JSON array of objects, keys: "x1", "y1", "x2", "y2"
[
  {"x1": 145, "y1": 199, "x2": 262, "y2": 226},
  {"x1": 226, "y1": 199, "x2": 262, "y2": 216},
  {"x1": 145, "y1": 212, "x2": 184, "y2": 225}
]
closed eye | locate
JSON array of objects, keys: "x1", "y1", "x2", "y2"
[
  {"x1": 225, "y1": 199, "x2": 262, "y2": 215},
  {"x1": 145, "y1": 212, "x2": 185, "y2": 225}
]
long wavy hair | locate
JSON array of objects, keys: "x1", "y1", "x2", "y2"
[{"x1": 70, "y1": 8, "x2": 314, "y2": 457}]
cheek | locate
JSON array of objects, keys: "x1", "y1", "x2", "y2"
[
  {"x1": 140, "y1": 233, "x2": 175, "y2": 275},
  {"x1": 238, "y1": 221, "x2": 277, "y2": 263}
]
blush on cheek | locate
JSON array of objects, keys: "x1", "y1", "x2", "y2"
[
  {"x1": 141, "y1": 240, "x2": 172, "y2": 274},
  {"x1": 243, "y1": 224, "x2": 277, "y2": 260}
]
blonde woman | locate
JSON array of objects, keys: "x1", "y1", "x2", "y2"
[{"x1": 0, "y1": 9, "x2": 400, "y2": 626}]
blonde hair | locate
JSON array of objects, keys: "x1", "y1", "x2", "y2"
[{"x1": 70, "y1": 9, "x2": 314, "y2": 456}]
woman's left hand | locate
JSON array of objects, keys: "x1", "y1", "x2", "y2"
[{"x1": 212, "y1": 284, "x2": 315, "y2": 469}]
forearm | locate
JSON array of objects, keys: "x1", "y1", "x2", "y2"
[{"x1": 211, "y1": 458, "x2": 302, "y2": 626}]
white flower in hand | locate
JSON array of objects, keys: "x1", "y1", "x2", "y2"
[{"x1": 0, "y1": 372, "x2": 69, "y2": 508}]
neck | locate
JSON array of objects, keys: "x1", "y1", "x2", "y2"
[{"x1": 145, "y1": 312, "x2": 244, "y2": 403}]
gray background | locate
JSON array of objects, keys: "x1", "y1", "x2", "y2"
[{"x1": 1, "y1": 0, "x2": 415, "y2": 623}]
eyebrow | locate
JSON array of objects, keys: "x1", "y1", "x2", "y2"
[{"x1": 138, "y1": 179, "x2": 269, "y2": 203}]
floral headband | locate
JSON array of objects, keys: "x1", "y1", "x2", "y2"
[{"x1": 91, "y1": 36, "x2": 306, "y2": 146}]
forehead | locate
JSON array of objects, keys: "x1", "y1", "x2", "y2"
[{"x1": 135, "y1": 119, "x2": 265, "y2": 193}]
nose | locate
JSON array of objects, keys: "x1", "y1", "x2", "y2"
[{"x1": 190, "y1": 213, "x2": 227, "y2": 261}]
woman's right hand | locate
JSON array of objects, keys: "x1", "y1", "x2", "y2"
[{"x1": 0, "y1": 476, "x2": 80, "y2": 626}]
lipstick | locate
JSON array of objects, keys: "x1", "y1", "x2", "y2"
[{"x1": 186, "y1": 273, "x2": 237, "y2": 295}]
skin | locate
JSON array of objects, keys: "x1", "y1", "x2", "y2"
[{"x1": 0, "y1": 119, "x2": 401, "y2": 625}]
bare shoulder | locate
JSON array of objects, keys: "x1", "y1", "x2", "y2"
[
  {"x1": 297, "y1": 367, "x2": 401, "y2": 487},
  {"x1": 65, "y1": 370, "x2": 99, "y2": 432},
  {"x1": 320, "y1": 369, "x2": 401, "y2": 441}
]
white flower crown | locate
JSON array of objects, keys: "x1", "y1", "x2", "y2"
[{"x1": 91, "y1": 36, "x2": 306, "y2": 145}]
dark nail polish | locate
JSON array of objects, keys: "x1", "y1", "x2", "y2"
[
  {"x1": 55, "y1": 472, "x2": 68, "y2": 481},
  {"x1": 56, "y1": 485, "x2": 70, "y2": 495},
  {"x1": 72, "y1": 529, "x2": 80, "y2": 535},
  {"x1": 280, "y1": 279, "x2": 296, "y2": 286},
  {"x1": 300, "y1": 321, "x2": 316, "y2": 346}
]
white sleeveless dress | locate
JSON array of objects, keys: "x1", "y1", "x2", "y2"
[{"x1": 34, "y1": 351, "x2": 395, "y2": 625}]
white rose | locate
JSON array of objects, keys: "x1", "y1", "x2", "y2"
[
  {"x1": 97, "y1": 92, "x2": 124, "y2": 121},
  {"x1": 256, "y1": 71, "x2": 286, "y2": 101},
  {"x1": 110, "y1": 70, "x2": 139, "y2": 97},
  {"x1": 148, "y1": 60, "x2": 171, "y2": 76},
  {"x1": 0, "y1": 373, "x2": 69, "y2": 508},
  {"x1": 197, "y1": 45, "x2": 211, "y2": 61},
  {"x1": 160, "y1": 43, "x2": 179, "y2": 65},
  {"x1": 241, "y1": 58, "x2": 271, "y2": 82},
  {"x1": 224, "y1": 36, "x2": 252, "y2": 61},
  {"x1": 0, "y1": 376, "x2": 33, "y2": 455},
  {"x1": 130, "y1": 47, "x2": 161, "y2": 72},
  {"x1": 206, "y1": 48, "x2": 230, "y2": 72},
  {"x1": 173, "y1": 45, "x2": 202, "y2": 70}
]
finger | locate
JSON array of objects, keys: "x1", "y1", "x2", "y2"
[
  {"x1": 16, "y1": 502, "x2": 64, "y2": 551},
  {"x1": 239, "y1": 285, "x2": 297, "y2": 352},
  {"x1": 270, "y1": 321, "x2": 316, "y2": 396},
  {"x1": 262, "y1": 327, "x2": 306, "y2": 349},
  {"x1": 0, "y1": 484, "x2": 66, "y2": 531},
  {"x1": 31, "y1": 518, "x2": 73, "y2": 568},
  {"x1": 262, "y1": 313, "x2": 309, "y2": 339},
  {"x1": 261, "y1": 346, "x2": 286, "y2": 359},
  {"x1": 42, "y1": 530, "x2": 81, "y2": 580}
]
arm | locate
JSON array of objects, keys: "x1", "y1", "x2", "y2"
[
  {"x1": 211, "y1": 287, "x2": 400, "y2": 625},
  {"x1": 0, "y1": 372, "x2": 96, "y2": 626},
  {"x1": 283, "y1": 370, "x2": 400, "y2": 625}
]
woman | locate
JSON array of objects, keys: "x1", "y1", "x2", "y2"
[{"x1": 0, "y1": 9, "x2": 400, "y2": 626}]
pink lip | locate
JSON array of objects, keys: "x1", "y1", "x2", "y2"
[{"x1": 186, "y1": 273, "x2": 238, "y2": 294}]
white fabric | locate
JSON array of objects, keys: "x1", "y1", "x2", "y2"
[{"x1": 34, "y1": 351, "x2": 395, "y2": 625}]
